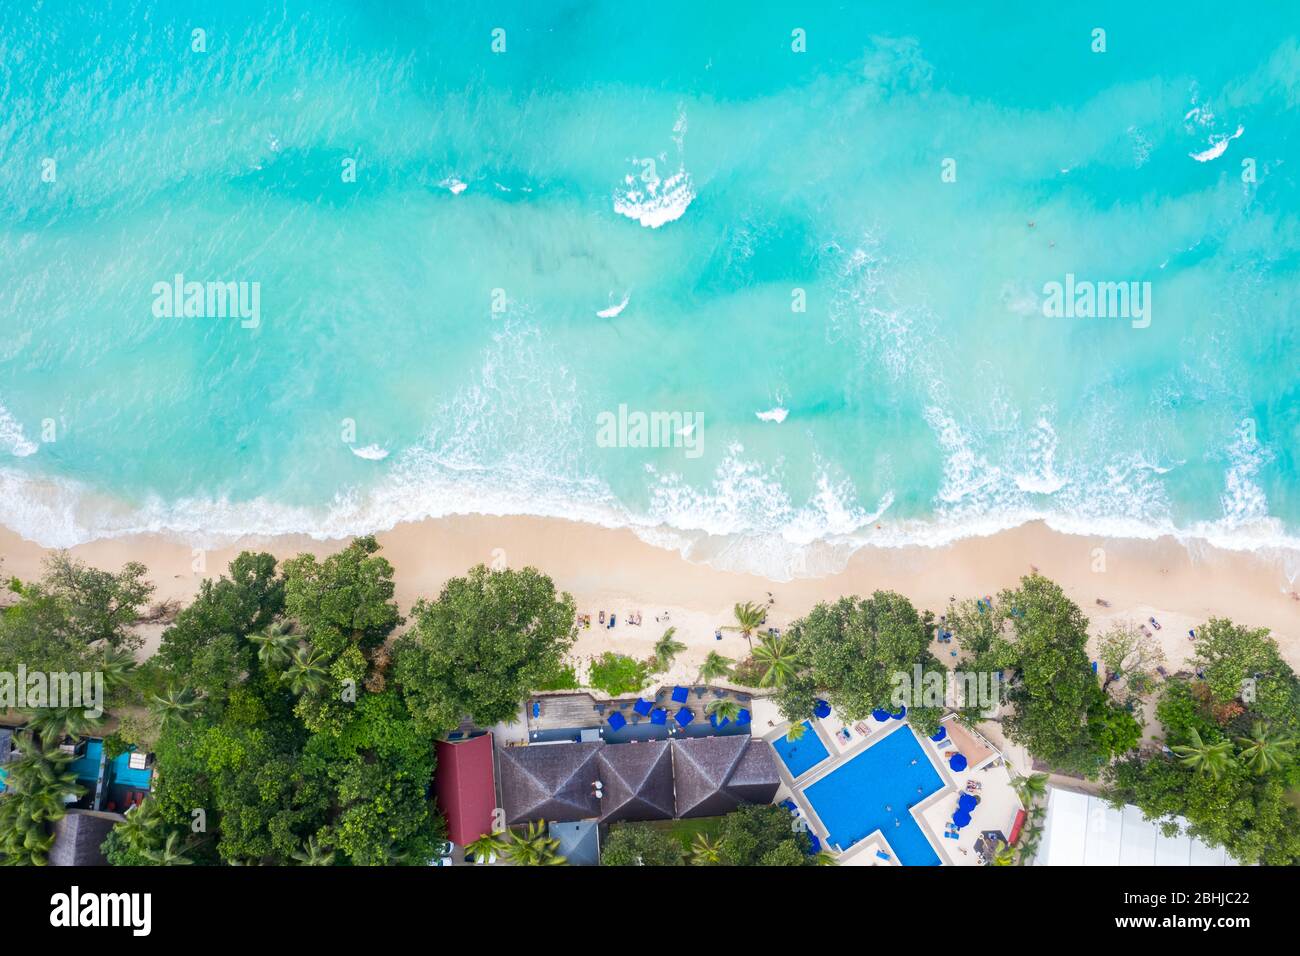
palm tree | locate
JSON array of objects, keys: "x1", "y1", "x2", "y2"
[
  {"x1": 504, "y1": 821, "x2": 567, "y2": 866},
  {"x1": 988, "y1": 839, "x2": 1017, "y2": 866},
  {"x1": 0, "y1": 735, "x2": 84, "y2": 865},
  {"x1": 1011, "y1": 771, "x2": 1049, "y2": 806},
  {"x1": 812, "y1": 850, "x2": 839, "y2": 866},
  {"x1": 98, "y1": 647, "x2": 138, "y2": 690},
  {"x1": 466, "y1": 831, "x2": 507, "y2": 865},
  {"x1": 1170, "y1": 727, "x2": 1235, "y2": 779},
  {"x1": 652, "y1": 627, "x2": 686, "y2": 671},
  {"x1": 724, "y1": 601, "x2": 767, "y2": 650},
  {"x1": 248, "y1": 621, "x2": 296, "y2": 669},
  {"x1": 150, "y1": 686, "x2": 202, "y2": 731},
  {"x1": 290, "y1": 835, "x2": 336, "y2": 866},
  {"x1": 705, "y1": 697, "x2": 741, "y2": 724},
  {"x1": 690, "y1": 832, "x2": 721, "y2": 865},
  {"x1": 283, "y1": 644, "x2": 329, "y2": 696},
  {"x1": 786, "y1": 720, "x2": 807, "y2": 742},
  {"x1": 117, "y1": 798, "x2": 163, "y2": 849},
  {"x1": 1234, "y1": 722, "x2": 1296, "y2": 776},
  {"x1": 23, "y1": 706, "x2": 104, "y2": 746},
  {"x1": 142, "y1": 831, "x2": 194, "y2": 866},
  {"x1": 697, "y1": 651, "x2": 734, "y2": 683},
  {"x1": 752, "y1": 632, "x2": 799, "y2": 688}
]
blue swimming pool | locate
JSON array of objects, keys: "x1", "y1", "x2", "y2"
[
  {"x1": 802, "y1": 726, "x2": 945, "y2": 866},
  {"x1": 770, "y1": 722, "x2": 830, "y2": 778}
]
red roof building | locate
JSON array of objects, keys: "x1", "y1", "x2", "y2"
[{"x1": 434, "y1": 733, "x2": 497, "y2": 848}]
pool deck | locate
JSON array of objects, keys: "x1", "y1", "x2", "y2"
[{"x1": 768, "y1": 710, "x2": 1024, "y2": 866}]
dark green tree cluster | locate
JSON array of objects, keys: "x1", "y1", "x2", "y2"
[
  {"x1": 600, "y1": 805, "x2": 816, "y2": 867},
  {"x1": 391, "y1": 563, "x2": 577, "y2": 734},
  {"x1": 1105, "y1": 618, "x2": 1300, "y2": 865},
  {"x1": 949, "y1": 575, "x2": 1141, "y2": 777},
  {"x1": 774, "y1": 591, "x2": 946, "y2": 736}
]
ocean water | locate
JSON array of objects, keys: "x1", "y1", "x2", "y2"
[{"x1": 1, "y1": 0, "x2": 1298, "y2": 579}]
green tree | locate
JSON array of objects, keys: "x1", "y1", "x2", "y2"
[
  {"x1": 780, "y1": 591, "x2": 941, "y2": 732},
  {"x1": 725, "y1": 601, "x2": 767, "y2": 650},
  {"x1": 466, "y1": 831, "x2": 506, "y2": 865},
  {"x1": 394, "y1": 565, "x2": 576, "y2": 733},
  {"x1": 141, "y1": 831, "x2": 194, "y2": 866},
  {"x1": 998, "y1": 575, "x2": 1107, "y2": 777},
  {"x1": 505, "y1": 821, "x2": 567, "y2": 866},
  {"x1": 716, "y1": 804, "x2": 811, "y2": 866},
  {"x1": 1235, "y1": 722, "x2": 1296, "y2": 776},
  {"x1": 249, "y1": 621, "x2": 296, "y2": 669},
  {"x1": 689, "y1": 832, "x2": 721, "y2": 865},
  {"x1": 23, "y1": 706, "x2": 104, "y2": 746},
  {"x1": 150, "y1": 685, "x2": 202, "y2": 731},
  {"x1": 705, "y1": 698, "x2": 741, "y2": 723},
  {"x1": 1170, "y1": 727, "x2": 1235, "y2": 779},
  {"x1": 0, "y1": 734, "x2": 85, "y2": 865},
  {"x1": 290, "y1": 835, "x2": 336, "y2": 866},
  {"x1": 697, "y1": 651, "x2": 734, "y2": 683},
  {"x1": 600, "y1": 824, "x2": 684, "y2": 866},
  {"x1": 752, "y1": 632, "x2": 800, "y2": 688},
  {"x1": 652, "y1": 627, "x2": 686, "y2": 671},
  {"x1": 156, "y1": 551, "x2": 283, "y2": 703},
  {"x1": 281, "y1": 537, "x2": 401, "y2": 659},
  {"x1": 283, "y1": 644, "x2": 329, "y2": 696}
]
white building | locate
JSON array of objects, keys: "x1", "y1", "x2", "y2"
[{"x1": 1034, "y1": 786, "x2": 1237, "y2": 866}]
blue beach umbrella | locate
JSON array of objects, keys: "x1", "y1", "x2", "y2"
[
  {"x1": 813, "y1": 699, "x2": 831, "y2": 719},
  {"x1": 890, "y1": 706, "x2": 906, "y2": 719},
  {"x1": 675, "y1": 707, "x2": 694, "y2": 727},
  {"x1": 930, "y1": 726, "x2": 947, "y2": 742},
  {"x1": 650, "y1": 708, "x2": 668, "y2": 725},
  {"x1": 607, "y1": 711, "x2": 627, "y2": 731},
  {"x1": 736, "y1": 708, "x2": 751, "y2": 725},
  {"x1": 957, "y1": 792, "x2": 977, "y2": 812},
  {"x1": 671, "y1": 686, "x2": 689, "y2": 704},
  {"x1": 952, "y1": 808, "x2": 972, "y2": 828},
  {"x1": 633, "y1": 698, "x2": 653, "y2": 717},
  {"x1": 949, "y1": 753, "x2": 968, "y2": 772},
  {"x1": 871, "y1": 709, "x2": 891, "y2": 722}
]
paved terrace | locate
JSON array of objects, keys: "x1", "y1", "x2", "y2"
[{"x1": 524, "y1": 686, "x2": 753, "y2": 735}]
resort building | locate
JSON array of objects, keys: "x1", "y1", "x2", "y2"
[
  {"x1": 47, "y1": 809, "x2": 123, "y2": 866},
  {"x1": 1032, "y1": 786, "x2": 1238, "y2": 866},
  {"x1": 497, "y1": 735, "x2": 778, "y2": 826},
  {"x1": 433, "y1": 732, "x2": 497, "y2": 849}
]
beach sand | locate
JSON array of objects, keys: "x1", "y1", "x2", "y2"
[
  {"x1": 2, "y1": 516, "x2": 1296, "y2": 678},
  {"x1": 5, "y1": 515, "x2": 1298, "y2": 790}
]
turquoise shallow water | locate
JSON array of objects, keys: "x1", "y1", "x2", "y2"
[{"x1": 1, "y1": 1, "x2": 1298, "y2": 577}]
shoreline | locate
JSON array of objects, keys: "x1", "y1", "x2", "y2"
[{"x1": 2, "y1": 515, "x2": 1297, "y2": 678}]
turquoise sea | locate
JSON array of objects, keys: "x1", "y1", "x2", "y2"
[{"x1": 1, "y1": 1, "x2": 1298, "y2": 578}]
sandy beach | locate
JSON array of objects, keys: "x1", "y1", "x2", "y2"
[{"x1": 2, "y1": 516, "x2": 1297, "y2": 681}]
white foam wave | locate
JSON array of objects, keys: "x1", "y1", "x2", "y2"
[
  {"x1": 613, "y1": 108, "x2": 695, "y2": 229},
  {"x1": 0, "y1": 403, "x2": 38, "y2": 458},
  {"x1": 439, "y1": 177, "x2": 468, "y2": 195},
  {"x1": 350, "y1": 444, "x2": 389, "y2": 461},
  {"x1": 596, "y1": 292, "x2": 630, "y2": 318},
  {"x1": 1190, "y1": 125, "x2": 1244, "y2": 162},
  {"x1": 756, "y1": 407, "x2": 788, "y2": 424}
]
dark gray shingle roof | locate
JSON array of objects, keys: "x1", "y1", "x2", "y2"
[
  {"x1": 671, "y1": 737, "x2": 778, "y2": 818},
  {"x1": 498, "y1": 741, "x2": 603, "y2": 825},
  {"x1": 47, "y1": 810, "x2": 122, "y2": 866},
  {"x1": 597, "y1": 740, "x2": 675, "y2": 823}
]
